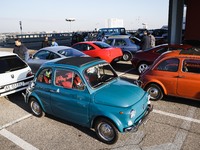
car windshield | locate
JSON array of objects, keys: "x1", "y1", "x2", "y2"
[
  {"x1": 93, "y1": 42, "x2": 111, "y2": 49},
  {"x1": 84, "y1": 63, "x2": 118, "y2": 88},
  {"x1": 58, "y1": 48, "x2": 85, "y2": 57}
]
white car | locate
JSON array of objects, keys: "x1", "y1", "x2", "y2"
[{"x1": 0, "y1": 51, "x2": 34, "y2": 97}]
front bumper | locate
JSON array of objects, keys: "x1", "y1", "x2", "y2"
[{"x1": 124, "y1": 103, "x2": 153, "y2": 132}]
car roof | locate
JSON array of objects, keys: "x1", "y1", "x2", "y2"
[
  {"x1": 0, "y1": 51, "x2": 16, "y2": 57},
  {"x1": 107, "y1": 35, "x2": 131, "y2": 39},
  {"x1": 55, "y1": 57, "x2": 102, "y2": 67},
  {"x1": 39, "y1": 46, "x2": 74, "y2": 53},
  {"x1": 159, "y1": 48, "x2": 200, "y2": 59}
]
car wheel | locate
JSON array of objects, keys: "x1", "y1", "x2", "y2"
[
  {"x1": 145, "y1": 84, "x2": 163, "y2": 101},
  {"x1": 95, "y1": 118, "x2": 119, "y2": 144},
  {"x1": 29, "y1": 97, "x2": 44, "y2": 117},
  {"x1": 122, "y1": 52, "x2": 132, "y2": 61},
  {"x1": 138, "y1": 63, "x2": 149, "y2": 74}
]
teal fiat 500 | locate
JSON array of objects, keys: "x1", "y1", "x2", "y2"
[{"x1": 24, "y1": 57, "x2": 152, "y2": 144}]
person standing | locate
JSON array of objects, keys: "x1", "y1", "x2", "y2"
[
  {"x1": 13, "y1": 38, "x2": 29, "y2": 61},
  {"x1": 41, "y1": 36, "x2": 50, "y2": 48},
  {"x1": 141, "y1": 30, "x2": 151, "y2": 50},
  {"x1": 148, "y1": 32, "x2": 156, "y2": 48},
  {"x1": 51, "y1": 38, "x2": 58, "y2": 46}
]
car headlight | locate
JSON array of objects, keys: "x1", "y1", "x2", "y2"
[{"x1": 130, "y1": 109, "x2": 136, "y2": 118}]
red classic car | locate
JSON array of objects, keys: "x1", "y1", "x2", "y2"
[
  {"x1": 72, "y1": 41, "x2": 123, "y2": 63},
  {"x1": 131, "y1": 44, "x2": 192, "y2": 74}
]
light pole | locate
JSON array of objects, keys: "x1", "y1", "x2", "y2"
[
  {"x1": 19, "y1": 21, "x2": 22, "y2": 35},
  {"x1": 65, "y1": 18, "x2": 75, "y2": 32}
]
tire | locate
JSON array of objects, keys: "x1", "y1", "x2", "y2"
[
  {"x1": 29, "y1": 97, "x2": 44, "y2": 117},
  {"x1": 145, "y1": 84, "x2": 163, "y2": 101},
  {"x1": 138, "y1": 63, "x2": 149, "y2": 74},
  {"x1": 122, "y1": 52, "x2": 132, "y2": 61},
  {"x1": 95, "y1": 118, "x2": 119, "y2": 144}
]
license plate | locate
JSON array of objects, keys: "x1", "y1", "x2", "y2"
[{"x1": 4, "y1": 82, "x2": 24, "y2": 91}]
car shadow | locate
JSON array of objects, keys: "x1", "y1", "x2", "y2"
[
  {"x1": 45, "y1": 113, "x2": 98, "y2": 141},
  {"x1": 5, "y1": 91, "x2": 100, "y2": 142},
  {"x1": 162, "y1": 95, "x2": 200, "y2": 108},
  {"x1": 5, "y1": 91, "x2": 32, "y2": 113}
]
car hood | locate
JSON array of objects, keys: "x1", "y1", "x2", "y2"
[{"x1": 94, "y1": 79, "x2": 146, "y2": 107}]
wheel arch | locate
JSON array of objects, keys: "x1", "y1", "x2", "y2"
[
  {"x1": 92, "y1": 115, "x2": 123, "y2": 133},
  {"x1": 144, "y1": 81, "x2": 167, "y2": 95},
  {"x1": 28, "y1": 94, "x2": 46, "y2": 113}
]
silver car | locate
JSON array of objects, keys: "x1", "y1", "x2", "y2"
[{"x1": 27, "y1": 46, "x2": 87, "y2": 73}]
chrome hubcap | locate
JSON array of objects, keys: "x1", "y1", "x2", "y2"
[
  {"x1": 138, "y1": 64, "x2": 149, "y2": 73},
  {"x1": 123, "y1": 54, "x2": 129, "y2": 61},
  {"x1": 147, "y1": 87, "x2": 159, "y2": 99},
  {"x1": 31, "y1": 101, "x2": 41, "y2": 115},
  {"x1": 98, "y1": 122, "x2": 114, "y2": 141}
]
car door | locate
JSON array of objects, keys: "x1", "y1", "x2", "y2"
[
  {"x1": 50, "y1": 68, "x2": 91, "y2": 126},
  {"x1": 176, "y1": 59, "x2": 200, "y2": 99},
  {"x1": 153, "y1": 58, "x2": 179, "y2": 95},
  {"x1": 34, "y1": 67, "x2": 53, "y2": 113}
]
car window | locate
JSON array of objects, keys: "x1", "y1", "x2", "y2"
[
  {"x1": 84, "y1": 63, "x2": 118, "y2": 88},
  {"x1": 33, "y1": 50, "x2": 50, "y2": 60},
  {"x1": 156, "y1": 58, "x2": 179, "y2": 72},
  {"x1": 182, "y1": 59, "x2": 200, "y2": 73},
  {"x1": 55, "y1": 69, "x2": 73, "y2": 89},
  {"x1": 72, "y1": 44, "x2": 83, "y2": 51},
  {"x1": 105, "y1": 39, "x2": 113, "y2": 45},
  {"x1": 36, "y1": 68, "x2": 52, "y2": 84},
  {"x1": 0, "y1": 55, "x2": 27, "y2": 73},
  {"x1": 54, "y1": 69, "x2": 84, "y2": 90},
  {"x1": 93, "y1": 42, "x2": 111, "y2": 49},
  {"x1": 114, "y1": 39, "x2": 127, "y2": 46},
  {"x1": 48, "y1": 52, "x2": 60, "y2": 59}
]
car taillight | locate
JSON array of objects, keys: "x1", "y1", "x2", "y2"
[{"x1": 26, "y1": 71, "x2": 33, "y2": 77}]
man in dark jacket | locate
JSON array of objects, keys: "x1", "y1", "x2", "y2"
[
  {"x1": 41, "y1": 36, "x2": 50, "y2": 48},
  {"x1": 141, "y1": 30, "x2": 151, "y2": 50},
  {"x1": 13, "y1": 38, "x2": 29, "y2": 61}
]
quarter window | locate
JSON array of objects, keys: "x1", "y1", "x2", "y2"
[{"x1": 182, "y1": 59, "x2": 200, "y2": 73}]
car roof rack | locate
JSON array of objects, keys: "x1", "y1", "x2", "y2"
[
  {"x1": 180, "y1": 47, "x2": 200, "y2": 55},
  {"x1": 55, "y1": 57, "x2": 101, "y2": 67}
]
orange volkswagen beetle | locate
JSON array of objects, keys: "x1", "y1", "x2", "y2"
[{"x1": 137, "y1": 48, "x2": 200, "y2": 101}]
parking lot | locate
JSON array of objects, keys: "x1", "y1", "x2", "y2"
[{"x1": 0, "y1": 49, "x2": 200, "y2": 150}]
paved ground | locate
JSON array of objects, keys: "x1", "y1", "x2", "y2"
[{"x1": 0, "y1": 48, "x2": 200, "y2": 150}]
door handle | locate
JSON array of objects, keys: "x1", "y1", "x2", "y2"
[
  {"x1": 49, "y1": 89, "x2": 60, "y2": 93},
  {"x1": 177, "y1": 75, "x2": 185, "y2": 78}
]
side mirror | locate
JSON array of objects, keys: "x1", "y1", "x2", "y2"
[{"x1": 29, "y1": 54, "x2": 33, "y2": 59}]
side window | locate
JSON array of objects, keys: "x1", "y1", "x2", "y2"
[
  {"x1": 156, "y1": 58, "x2": 179, "y2": 72},
  {"x1": 105, "y1": 39, "x2": 113, "y2": 45},
  {"x1": 55, "y1": 69, "x2": 73, "y2": 89},
  {"x1": 182, "y1": 59, "x2": 200, "y2": 73},
  {"x1": 86, "y1": 44, "x2": 94, "y2": 50},
  {"x1": 36, "y1": 68, "x2": 52, "y2": 84},
  {"x1": 34, "y1": 50, "x2": 50, "y2": 59},
  {"x1": 115, "y1": 39, "x2": 126, "y2": 46},
  {"x1": 73, "y1": 73, "x2": 84, "y2": 90}
]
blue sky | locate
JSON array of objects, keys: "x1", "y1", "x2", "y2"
[{"x1": 0, "y1": 0, "x2": 169, "y2": 33}]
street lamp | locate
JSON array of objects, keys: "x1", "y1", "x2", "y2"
[
  {"x1": 19, "y1": 21, "x2": 22, "y2": 35},
  {"x1": 65, "y1": 18, "x2": 75, "y2": 32}
]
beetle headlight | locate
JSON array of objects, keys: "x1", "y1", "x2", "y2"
[{"x1": 130, "y1": 109, "x2": 136, "y2": 118}]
